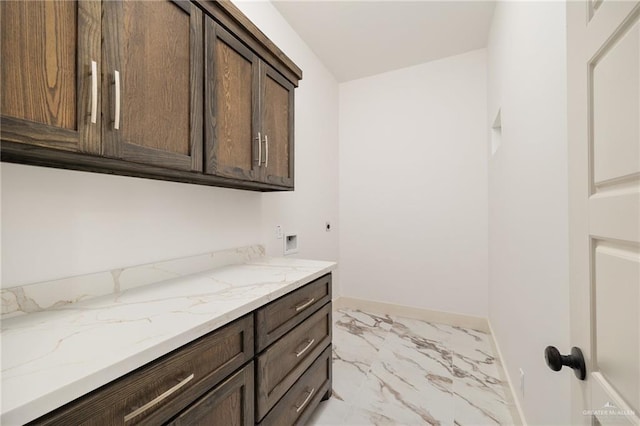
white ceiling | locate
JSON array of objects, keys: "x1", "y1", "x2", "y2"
[{"x1": 272, "y1": 1, "x2": 496, "y2": 82}]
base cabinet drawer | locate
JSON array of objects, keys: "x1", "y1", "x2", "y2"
[
  {"x1": 167, "y1": 362, "x2": 254, "y2": 426},
  {"x1": 255, "y1": 274, "x2": 331, "y2": 352},
  {"x1": 259, "y1": 346, "x2": 332, "y2": 426},
  {"x1": 29, "y1": 315, "x2": 253, "y2": 426},
  {"x1": 256, "y1": 303, "x2": 332, "y2": 420}
]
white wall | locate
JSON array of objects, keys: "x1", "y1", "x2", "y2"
[
  {"x1": 1, "y1": 0, "x2": 339, "y2": 289},
  {"x1": 0, "y1": 164, "x2": 262, "y2": 286},
  {"x1": 339, "y1": 50, "x2": 489, "y2": 318},
  {"x1": 487, "y1": 2, "x2": 570, "y2": 425}
]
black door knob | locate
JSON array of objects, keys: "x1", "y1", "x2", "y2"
[{"x1": 545, "y1": 346, "x2": 586, "y2": 380}]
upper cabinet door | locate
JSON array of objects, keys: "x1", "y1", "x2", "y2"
[
  {"x1": 102, "y1": 0, "x2": 203, "y2": 172},
  {"x1": 204, "y1": 21, "x2": 260, "y2": 181},
  {"x1": 260, "y1": 63, "x2": 294, "y2": 188},
  {"x1": 0, "y1": 0, "x2": 101, "y2": 154}
]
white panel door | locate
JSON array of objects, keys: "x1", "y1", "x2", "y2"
[{"x1": 568, "y1": 1, "x2": 640, "y2": 425}]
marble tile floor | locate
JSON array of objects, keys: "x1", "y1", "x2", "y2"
[{"x1": 308, "y1": 308, "x2": 518, "y2": 426}]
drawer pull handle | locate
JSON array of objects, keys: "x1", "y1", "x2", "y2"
[
  {"x1": 295, "y1": 387, "x2": 315, "y2": 413},
  {"x1": 294, "y1": 297, "x2": 315, "y2": 312},
  {"x1": 295, "y1": 338, "x2": 315, "y2": 358},
  {"x1": 124, "y1": 373, "x2": 194, "y2": 422}
]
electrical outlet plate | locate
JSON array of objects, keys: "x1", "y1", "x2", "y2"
[{"x1": 275, "y1": 225, "x2": 283, "y2": 240}]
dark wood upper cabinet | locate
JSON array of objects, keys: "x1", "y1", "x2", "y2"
[
  {"x1": 205, "y1": 21, "x2": 260, "y2": 181},
  {"x1": 204, "y1": 18, "x2": 295, "y2": 188},
  {"x1": 0, "y1": 0, "x2": 101, "y2": 154},
  {"x1": 260, "y1": 63, "x2": 294, "y2": 187},
  {"x1": 1, "y1": 0, "x2": 301, "y2": 191},
  {"x1": 102, "y1": 0, "x2": 203, "y2": 172}
]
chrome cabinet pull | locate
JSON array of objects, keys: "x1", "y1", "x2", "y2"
[
  {"x1": 295, "y1": 387, "x2": 315, "y2": 413},
  {"x1": 256, "y1": 132, "x2": 262, "y2": 166},
  {"x1": 90, "y1": 61, "x2": 97, "y2": 124},
  {"x1": 123, "y1": 373, "x2": 194, "y2": 422},
  {"x1": 113, "y1": 70, "x2": 121, "y2": 130},
  {"x1": 295, "y1": 338, "x2": 315, "y2": 358},
  {"x1": 264, "y1": 134, "x2": 269, "y2": 168},
  {"x1": 294, "y1": 298, "x2": 315, "y2": 312}
]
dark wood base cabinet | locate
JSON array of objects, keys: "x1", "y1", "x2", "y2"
[{"x1": 28, "y1": 273, "x2": 332, "y2": 426}]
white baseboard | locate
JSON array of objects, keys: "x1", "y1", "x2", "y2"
[
  {"x1": 488, "y1": 320, "x2": 527, "y2": 426},
  {"x1": 333, "y1": 296, "x2": 489, "y2": 333}
]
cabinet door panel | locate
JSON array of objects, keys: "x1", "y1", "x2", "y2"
[
  {"x1": 168, "y1": 362, "x2": 254, "y2": 426},
  {"x1": 103, "y1": 0, "x2": 202, "y2": 171},
  {"x1": 121, "y1": 1, "x2": 189, "y2": 156},
  {"x1": 205, "y1": 21, "x2": 259, "y2": 181},
  {"x1": 261, "y1": 63, "x2": 294, "y2": 187},
  {"x1": 2, "y1": 1, "x2": 76, "y2": 129},
  {"x1": 0, "y1": 0, "x2": 100, "y2": 153}
]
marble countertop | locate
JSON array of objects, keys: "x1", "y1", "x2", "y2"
[{"x1": 1, "y1": 256, "x2": 335, "y2": 425}]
